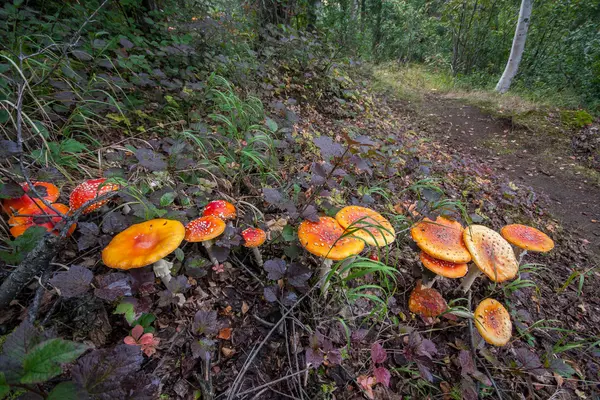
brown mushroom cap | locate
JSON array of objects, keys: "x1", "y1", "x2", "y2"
[
  {"x1": 463, "y1": 225, "x2": 518, "y2": 283},
  {"x1": 408, "y1": 280, "x2": 448, "y2": 318},
  {"x1": 102, "y1": 219, "x2": 185, "y2": 270},
  {"x1": 242, "y1": 227, "x2": 266, "y2": 248},
  {"x1": 474, "y1": 298, "x2": 512, "y2": 346},
  {"x1": 500, "y1": 224, "x2": 554, "y2": 252},
  {"x1": 419, "y1": 251, "x2": 468, "y2": 279},
  {"x1": 411, "y1": 216, "x2": 472, "y2": 263},
  {"x1": 202, "y1": 200, "x2": 236, "y2": 221},
  {"x1": 298, "y1": 216, "x2": 365, "y2": 260},
  {"x1": 185, "y1": 216, "x2": 226, "y2": 242},
  {"x1": 335, "y1": 206, "x2": 395, "y2": 247}
]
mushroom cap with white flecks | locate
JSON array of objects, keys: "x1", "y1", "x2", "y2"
[
  {"x1": 202, "y1": 200, "x2": 236, "y2": 221},
  {"x1": 242, "y1": 227, "x2": 266, "y2": 248},
  {"x1": 298, "y1": 216, "x2": 364, "y2": 260},
  {"x1": 411, "y1": 216, "x2": 472, "y2": 263},
  {"x1": 474, "y1": 298, "x2": 512, "y2": 346},
  {"x1": 463, "y1": 225, "x2": 518, "y2": 283},
  {"x1": 69, "y1": 178, "x2": 119, "y2": 214},
  {"x1": 500, "y1": 224, "x2": 554, "y2": 252},
  {"x1": 185, "y1": 215, "x2": 226, "y2": 242}
]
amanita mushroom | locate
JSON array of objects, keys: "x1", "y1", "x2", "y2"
[
  {"x1": 8, "y1": 201, "x2": 75, "y2": 238},
  {"x1": 474, "y1": 298, "x2": 512, "y2": 346},
  {"x1": 242, "y1": 227, "x2": 266, "y2": 267},
  {"x1": 335, "y1": 206, "x2": 396, "y2": 247},
  {"x1": 410, "y1": 216, "x2": 472, "y2": 263},
  {"x1": 202, "y1": 200, "x2": 236, "y2": 221},
  {"x1": 102, "y1": 219, "x2": 185, "y2": 282},
  {"x1": 408, "y1": 280, "x2": 448, "y2": 320},
  {"x1": 458, "y1": 225, "x2": 518, "y2": 293},
  {"x1": 419, "y1": 251, "x2": 468, "y2": 288},
  {"x1": 185, "y1": 215, "x2": 226, "y2": 268},
  {"x1": 500, "y1": 224, "x2": 554, "y2": 263},
  {"x1": 298, "y1": 216, "x2": 364, "y2": 287},
  {"x1": 2, "y1": 182, "x2": 60, "y2": 215},
  {"x1": 70, "y1": 178, "x2": 119, "y2": 214}
]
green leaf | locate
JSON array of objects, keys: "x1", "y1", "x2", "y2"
[
  {"x1": 114, "y1": 301, "x2": 136, "y2": 325},
  {"x1": 133, "y1": 313, "x2": 156, "y2": 333},
  {"x1": 282, "y1": 225, "x2": 296, "y2": 242},
  {"x1": 31, "y1": 121, "x2": 50, "y2": 139},
  {"x1": 48, "y1": 381, "x2": 79, "y2": 400},
  {"x1": 265, "y1": 117, "x2": 278, "y2": 132},
  {"x1": 160, "y1": 192, "x2": 176, "y2": 207},
  {"x1": 0, "y1": 226, "x2": 46, "y2": 264},
  {"x1": 60, "y1": 139, "x2": 87, "y2": 154},
  {"x1": 0, "y1": 64, "x2": 10, "y2": 74},
  {"x1": 0, "y1": 373, "x2": 10, "y2": 399},
  {"x1": 0, "y1": 110, "x2": 8, "y2": 124},
  {"x1": 174, "y1": 248, "x2": 185, "y2": 262},
  {"x1": 21, "y1": 339, "x2": 89, "y2": 384}
]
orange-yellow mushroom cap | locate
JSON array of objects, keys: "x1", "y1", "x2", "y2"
[
  {"x1": 102, "y1": 219, "x2": 185, "y2": 270},
  {"x1": 335, "y1": 205, "x2": 395, "y2": 247},
  {"x1": 419, "y1": 251, "x2": 468, "y2": 279},
  {"x1": 411, "y1": 216, "x2": 472, "y2": 263},
  {"x1": 8, "y1": 201, "x2": 75, "y2": 238},
  {"x1": 70, "y1": 178, "x2": 119, "y2": 214},
  {"x1": 463, "y1": 225, "x2": 518, "y2": 283},
  {"x1": 500, "y1": 224, "x2": 554, "y2": 253},
  {"x1": 474, "y1": 298, "x2": 512, "y2": 346},
  {"x1": 298, "y1": 216, "x2": 365, "y2": 260},
  {"x1": 408, "y1": 280, "x2": 448, "y2": 318},
  {"x1": 242, "y1": 227, "x2": 266, "y2": 248},
  {"x1": 2, "y1": 182, "x2": 60, "y2": 215},
  {"x1": 185, "y1": 215, "x2": 226, "y2": 242},
  {"x1": 202, "y1": 200, "x2": 236, "y2": 221}
]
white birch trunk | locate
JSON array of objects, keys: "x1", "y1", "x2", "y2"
[{"x1": 495, "y1": 0, "x2": 532, "y2": 94}]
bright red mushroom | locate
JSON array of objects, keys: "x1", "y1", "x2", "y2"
[
  {"x1": 8, "y1": 201, "x2": 75, "y2": 238},
  {"x1": 69, "y1": 178, "x2": 119, "y2": 214},
  {"x1": 2, "y1": 182, "x2": 60, "y2": 216}
]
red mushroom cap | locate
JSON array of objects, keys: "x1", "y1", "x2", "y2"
[
  {"x1": 202, "y1": 200, "x2": 236, "y2": 221},
  {"x1": 185, "y1": 216, "x2": 226, "y2": 242},
  {"x1": 500, "y1": 224, "x2": 554, "y2": 252},
  {"x1": 408, "y1": 280, "x2": 448, "y2": 318},
  {"x1": 69, "y1": 178, "x2": 119, "y2": 214},
  {"x1": 8, "y1": 201, "x2": 75, "y2": 238},
  {"x1": 242, "y1": 227, "x2": 266, "y2": 248},
  {"x1": 2, "y1": 182, "x2": 60, "y2": 215}
]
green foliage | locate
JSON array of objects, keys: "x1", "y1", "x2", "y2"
[
  {"x1": 560, "y1": 110, "x2": 593, "y2": 129},
  {"x1": 21, "y1": 339, "x2": 88, "y2": 384},
  {"x1": 0, "y1": 226, "x2": 46, "y2": 264}
]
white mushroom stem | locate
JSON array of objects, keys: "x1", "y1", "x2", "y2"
[
  {"x1": 458, "y1": 265, "x2": 482, "y2": 293},
  {"x1": 319, "y1": 259, "x2": 334, "y2": 295},
  {"x1": 516, "y1": 249, "x2": 528, "y2": 265},
  {"x1": 251, "y1": 247, "x2": 263, "y2": 267},
  {"x1": 203, "y1": 240, "x2": 219, "y2": 268},
  {"x1": 153, "y1": 259, "x2": 173, "y2": 284},
  {"x1": 422, "y1": 274, "x2": 439, "y2": 289}
]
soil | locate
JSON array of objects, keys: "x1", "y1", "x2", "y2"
[{"x1": 418, "y1": 95, "x2": 600, "y2": 261}]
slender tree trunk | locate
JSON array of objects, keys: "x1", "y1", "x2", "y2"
[{"x1": 495, "y1": 0, "x2": 532, "y2": 93}]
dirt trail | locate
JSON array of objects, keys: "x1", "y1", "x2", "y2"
[{"x1": 420, "y1": 96, "x2": 600, "y2": 259}]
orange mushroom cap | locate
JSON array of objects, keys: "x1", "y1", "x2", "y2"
[
  {"x1": 500, "y1": 224, "x2": 554, "y2": 253},
  {"x1": 70, "y1": 178, "x2": 119, "y2": 214},
  {"x1": 335, "y1": 206, "x2": 395, "y2": 247},
  {"x1": 298, "y1": 216, "x2": 365, "y2": 260},
  {"x1": 474, "y1": 298, "x2": 512, "y2": 346},
  {"x1": 8, "y1": 201, "x2": 75, "y2": 238},
  {"x1": 185, "y1": 215, "x2": 226, "y2": 242},
  {"x1": 419, "y1": 251, "x2": 468, "y2": 279},
  {"x1": 202, "y1": 200, "x2": 236, "y2": 221},
  {"x1": 408, "y1": 280, "x2": 448, "y2": 318},
  {"x1": 411, "y1": 216, "x2": 472, "y2": 263},
  {"x1": 242, "y1": 227, "x2": 266, "y2": 248},
  {"x1": 463, "y1": 225, "x2": 518, "y2": 283},
  {"x1": 2, "y1": 182, "x2": 60, "y2": 215},
  {"x1": 102, "y1": 219, "x2": 185, "y2": 270}
]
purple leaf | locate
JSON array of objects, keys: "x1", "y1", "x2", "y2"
[
  {"x1": 351, "y1": 329, "x2": 369, "y2": 343},
  {"x1": 94, "y1": 273, "x2": 132, "y2": 301},
  {"x1": 165, "y1": 275, "x2": 189, "y2": 294},
  {"x1": 305, "y1": 347, "x2": 324, "y2": 368},
  {"x1": 548, "y1": 358, "x2": 576, "y2": 377},
  {"x1": 374, "y1": 366, "x2": 391, "y2": 388},
  {"x1": 459, "y1": 350, "x2": 476, "y2": 376},
  {"x1": 211, "y1": 245, "x2": 230, "y2": 262},
  {"x1": 371, "y1": 342, "x2": 387, "y2": 364},
  {"x1": 77, "y1": 222, "x2": 100, "y2": 251},
  {"x1": 287, "y1": 263, "x2": 312, "y2": 289},
  {"x1": 313, "y1": 136, "x2": 344, "y2": 159},
  {"x1": 49, "y1": 265, "x2": 93, "y2": 298},
  {"x1": 119, "y1": 38, "x2": 134, "y2": 49},
  {"x1": 417, "y1": 363, "x2": 434, "y2": 382},
  {"x1": 461, "y1": 377, "x2": 478, "y2": 400},
  {"x1": 102, "y1": 212, "x2": 130, "y2": 234},
  {"x1": 471, "y1": 370, "x2": 492, "y2": 386},
  {"x1": 263, "y1": 285, "x2": 279, "y2": 303},
  {"x1": 193, "y1": 311, "x2": 218, "y2": 336},
  {"x1": 0, "y1": 321, "x2": 49, "y2": 383},
  {"x1": 135, "y1": 149, "x2": 167, "y2": 171},
  {"x1": 263, "y1": 188, "x2": 283, "y2": 205},
  {"x1": 281, "y1": 291, "x2": 298, "y2": 306},
  {"x1": 191, "y1": 338, "x2": 215, "y2": 361},
  {"x1": 300, "y1": 205, "x2": 319, "y2": 222},
  {"x1": 264, "y1": 258, "x2": 287, "y2": 280},
  {"x1": 130, "y1": 267, "x2": 156, "y2": 295},
  {"x1": 326, "y1": 348, "x2": 342, "y2": 366},
  {"x1": 514, "y1": 348, "x2": 545, "y2": 376}
]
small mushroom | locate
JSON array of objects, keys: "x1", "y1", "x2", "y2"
[
  {"x1": 2, "y1": 182, "x2": 60, "y2": 215},
  {"x1": 202, "y1": 200, "x2": 237, "y2": 221},
  {"x1": 419, "y1": 251, "x2": 468, "y2": 288},
  {"x1": 102, "y1": 219, "x2": 185, "y2": 283},
  {"x1": 458, "y1": 225, "x2": 518, "y2": 293},
  {"x1": 335, "y1": 206, "x2": 396, "y2": 247},
  {"x1": 408, "y1": 280, "x2": 448, "y2": 320},
  {"x1": 185, "y1": 215, "x2": 226, "y2": 268},
  {"x1": 298, "y1": 216, "x2": 364, "y2": 291},
  {"x1": 242, "y1": 227, "x2": 266, "y2": 267},
  {"x1": 70, "y1": 178, "x2": 119, "y2": 214},
  {"x1": 8, "y1": 201, "x2": 75, "y2": 238},
  {"x1": 474, "y1": 298, "x2": 512, "y2": 346},
  {"x1": 500, "y1": 224, "x2": 554, "y2": 263}
]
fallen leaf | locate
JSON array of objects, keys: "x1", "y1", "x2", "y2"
[
  {"x1": 218, "y1": 328, "x2": 232, "y2": 340},
  {"x1": 241, "y1": 301, "x2": 249, "y2": 314},
  {"x1": 221, "y1": 347, "x2": 235, "y2": 357},
  {"x1": 220, "y1": 305, "x2": 233, "y2": 316}
]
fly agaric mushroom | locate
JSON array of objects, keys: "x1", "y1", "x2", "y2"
[
  {"x1": 298, "y1": 216, "x2": 364, "y2": 288},
  {"x1": 102, "y1": 219, "x2": 185, "y2": 282},
  {"x1": 2, "y1": 182, "x2": 60, "y2": 215},
  {"x1": 419, "y1": 251, "x2": 468, "y2": 288},
  {"x1": 8, "y1": 201, "x2": 75, "y2": 238},
  {"x1": 202, "y1": 200, "x2": 236, "y2": 221},
  {"x1": 474, "y1": 298, "x2": 512, "y2": 346},
  {"x1": 70, "y1": 178, "x2": 119, "y2": 214},
  {"x1": 458, "y1": 225, "x2": 518, "y2": 293},
  {"x1": 409, "y1": 280, "x2": 448, "y2": 320},
  {"x1": 335, "y1": 206, "x2": 396, "y2": 247},
  {"x1": 185, "y1": 215, "x2": 226, "y2": 268},
  {"x1": 242, "y1": 227, "x2": 266, "y2": 267},
  {"x1": 500, "y1": 224, "x2": 554, "y2": 262},
  {"x1": 411, "y1": 216, "x2": 472, "y2": 263}
]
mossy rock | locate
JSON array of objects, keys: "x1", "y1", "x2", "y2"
[{"x1": 560, "y1": 110, "x2": 593, "y2": 129}]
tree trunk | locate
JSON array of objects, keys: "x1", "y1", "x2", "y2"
[{"x1": 495, "y1": 0, "x2": 532, "y2": 93}]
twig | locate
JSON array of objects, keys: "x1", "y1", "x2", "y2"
[
  {"x1": 235, "y1": 369, "x2": 309, "y2": 397},
  {"x1": 27, "y1": 268, "x2": 52, "y2": 323}
]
